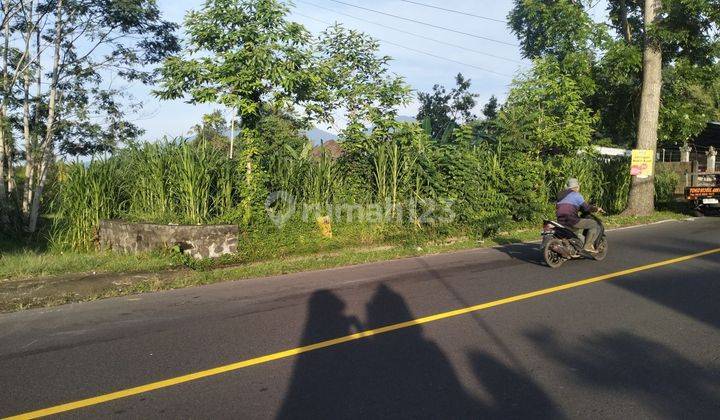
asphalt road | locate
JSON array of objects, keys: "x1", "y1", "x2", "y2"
[{"x1": 2, "y1": 218, "x2": 720, "y2": 419}]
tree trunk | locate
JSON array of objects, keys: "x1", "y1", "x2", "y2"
[
  {"x1": 619, "y1": 0, "x2": 633, "y2": 43},
  {"x1": 23, "y1": 19, "x2": 41, "y2": 216},
  {"x1": 623, "y1": 0, "x2": 662, "y2": 216},
  {"x1": 21, "y1": 1, "x2": 38, "y2": 217},
  {"x1": 27, "y1": 0, "x2": 62, "y2": 232},
  {"x1": 0, "y1": 0, "x2": 10, "y2": 209},
  {"x1": 6, "y1": 131, "x2": 15, "y2": 193}
]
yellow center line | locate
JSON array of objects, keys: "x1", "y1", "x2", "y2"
[{"x1": 5, "y1": 247, "x2": 720, "y2": 419}]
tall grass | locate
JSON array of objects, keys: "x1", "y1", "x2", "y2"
[
  {"x1": 126, "y1": 142, "x2": 174, "y2": 222},
  {"x1": 267, "y1": 141, "x2": 342, "y2": 205},
  {"x1": 49, "y1": 130, "x2": 638, "y2": 251},
  {"x1": 50, "y1": 159, "x2": 126, "y2": 251},
  {"x1": 174, "y1": 142, "x2": 215, "y2": 223}
]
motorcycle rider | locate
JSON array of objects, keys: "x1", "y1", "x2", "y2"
[{"x1": 556, "y1": 178, "x2": 603, "y2": 253}]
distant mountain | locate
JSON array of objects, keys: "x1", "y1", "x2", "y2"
[
  {"x1": 190, "y1": 117, "x2": 417, "y2": 146},
  {"x1": 396, "y1": 115, "x2": 416, "y2": 123},
  {"x1": 303, "y1": 128, "x2": 338, "y2": 145}
]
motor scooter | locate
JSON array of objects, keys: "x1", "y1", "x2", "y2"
[{"x1": 540, "y1": 212, "x2": 608, "y2": 268}]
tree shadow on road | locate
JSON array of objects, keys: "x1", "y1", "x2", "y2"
[
  {"x1": 277, "y1": 285, "x2": 563, "y2": 419},
  {"x1": 611, "y1": 259, "x2": 720, "y2": 330},
  {"x1": 468, "y1": 350, "x2": 563, "y2": 419},
  {"x1": 525, "y1": 327, "x2": 720, "y2": 418}
]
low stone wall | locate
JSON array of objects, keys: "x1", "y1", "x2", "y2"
[{"x1": 99, "y1": 220, "x2": 238, "y2": 259}]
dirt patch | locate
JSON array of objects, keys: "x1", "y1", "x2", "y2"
[
  {"x1": 0, "y1": 244, "x2": 399, "y2": 313},
  {"x1": 0, "y1": 268, "x2": 189, "y2": 312}
]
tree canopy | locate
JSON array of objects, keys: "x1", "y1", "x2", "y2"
[
  {"x1": 416, "y1": 73, "x2": 478, "y2": 140},
  {"x1": 508, "y1": 0, "x2": 720, "y2": 149}
]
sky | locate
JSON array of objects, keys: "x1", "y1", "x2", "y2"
[{"x1": 129, "y1": 0, "x2": 608, "y2": 139}]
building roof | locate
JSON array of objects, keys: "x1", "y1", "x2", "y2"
[{"x1": 692, "y1": 122, "x2": 720, "y2": 150}]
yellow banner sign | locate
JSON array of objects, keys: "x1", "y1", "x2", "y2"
[{"x1": 630, "y1": 149, "x2": 654, "y2": 178}]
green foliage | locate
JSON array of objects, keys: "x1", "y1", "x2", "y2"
[
  {"x1": 597, "y1": 157, "x2": 632, "y2": 214},
  {"x1": 593, "y1": 40, "x2": 643, "y2": 147},
  {"x1": 191, "y1": 110, "x2": 230, "y2": 152},
  {"x1": 416, "y1": 73, "x2": 478, "y2": 140},
  {"x1": 315, "y1": 25, "x2": 411, "y2": 130},
  {"x1": 50, "y1": 122, "x2": 639, "y2": 251},
  {"x1": 654, "y1": 171, "x2": 681, "y2": 204},
  {"x1": 510, "y1": 0, "x2": 720, "y2": 148},
  {"x1": 155, "y1": 1, "x2": 409, "y2": 221},
  {"x1": 497, "y1": 152, "x2": 550, "y2": 221},
  {"x1": 50, "y1": 160, "x2": 126, "y2": 251},
  {"x1": 659, "y1": 60, "x2": 720, "y2": 146},
  {"x1": 508, "y1": 0, "x2": 601, "y2": 60},
  {"x1": 499, "y1": 57, "x2": 598, "y2": 156}
]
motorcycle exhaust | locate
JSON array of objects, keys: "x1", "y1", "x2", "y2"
[{"x1": 550, "y1": 242, "x2": 573, "y2": 258}]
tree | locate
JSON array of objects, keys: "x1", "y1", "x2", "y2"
[
  {"x1": 416, "y1": 73, "x2": 478, "y2": 140},
  {"x1": 190, "y1": 110, "x2": 230, "y2": 152},
  {"x1": 155, "y1": 0, "x2": 322, "y2": 224},
  {"x1": 156, "y1": 0, "x2": 409, "y2": 223},
  {"x1": 0, "y1": 0, "x2": 179, "y2": 231},
  {"x1": 482, "y1": 95, "x2": 499, "y2": 120},
  {"x1": 509, "y1": 0, "x2": 720, "y2": 214},
  {"x1": 508, "y1": 0, "x2": 599, "y2": 60},
  {"x1": 624, "y1": 0, "x2": 663, "y2": 216},
  {"x1": 313, "y1": 24, "x2": 410, "y2": 144},
  {"x1": 474, "y1": 95, "x2": 501, "y2": 142},
  {"x1": 658, "y1": 60, "x2": 720, "y2": 146},
  {"x1": 498, "y1": 57, "x2": 597, "y2": 157}
]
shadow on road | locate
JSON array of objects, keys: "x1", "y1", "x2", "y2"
[
  {"x1": 494, "y1": 242, "x2": 546, "y2": 266},
  {"x1": 525, "y1": 327, "x2": 720, "y2": 418},
  {"x1": 610, "y1": 254, "x2": 720, "y2": 330},
  {"x1": 277, "y1": 285, "x2": 563, "y2": 419}
]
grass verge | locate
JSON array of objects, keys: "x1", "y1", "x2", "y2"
[{"x1": 0, "y1": 211, "x2": 690, "y2": 312}]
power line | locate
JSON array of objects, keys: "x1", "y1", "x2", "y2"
[
  {"x1": 398, "y1": 0, "x2": 507, "y2": 23},
  {"x1": 377, "y1": 38, "x2": 514, "y2": 78},
  {"x1": 325, "y1": 0, "x2": 517, "y2": 47},
  {"x1": 298, "y1": 0, "x2": 521, "y2": 64},
  {"x1": 294, "y1": 11, "x2": 514, "y2": 78}
]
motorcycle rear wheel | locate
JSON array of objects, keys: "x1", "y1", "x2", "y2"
[{"x1": 543, "y1": 238, "x2": 566, "y2": 268}]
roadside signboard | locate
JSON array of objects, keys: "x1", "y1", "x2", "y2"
[
  {"x1": 686, "y1": 186, "x2": 720, "y2": 199},
  {"x1": 630, "y1": 149, "x2": 654, "y2": 178}
]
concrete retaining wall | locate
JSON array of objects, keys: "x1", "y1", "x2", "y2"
[{"x1": 99, "y1": 220, "x2": 238, "y2": 259}]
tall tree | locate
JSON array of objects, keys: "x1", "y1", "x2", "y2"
[
  {"x1": 624, "y1": 0, "x2": 663, "y2": 215},
  {"x1": 498, "y1": 57, "x2": 597, "y2": 156},
  {"x1": 416, "y1": 73, "x2": 478, "y2": 140},
  {"x1": 509, "y1": 0, "x2": 720, "y2": 214},
  {"x1": 0, "y1": 0, "x2": 21, "y2": 223},
  {"x1": 156, "y1": 0, "x2": 408, "y2": 223},
  {"x1": 509, "y1": 0, "x2": 598, "y2": 60},
  {"x1": 0, "y1": 0, "x2": 179, "y2": 232},
  {"x1": 482, "y1": 95, "x2": 499, "y2": 121}
]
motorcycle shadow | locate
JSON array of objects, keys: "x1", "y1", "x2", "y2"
[{"x1": 495, "y1": 242, "x2": 546, "y2": 266}]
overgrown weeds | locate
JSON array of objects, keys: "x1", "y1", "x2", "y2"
[{"x1": 47, "y1": 125, "x2": 640, "y2": 253}]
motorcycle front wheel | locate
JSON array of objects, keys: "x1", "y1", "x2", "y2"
[
  {"x1": 543, "y1": 238, "x2": 566, "y2": 268},
  {"x1": 593, "y1": 235, "x2": 608, "y2": 261}
]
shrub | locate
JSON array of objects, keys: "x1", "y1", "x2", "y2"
[{"x1": 655, "y1": 171, "x2": 680, "y2": 204}]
